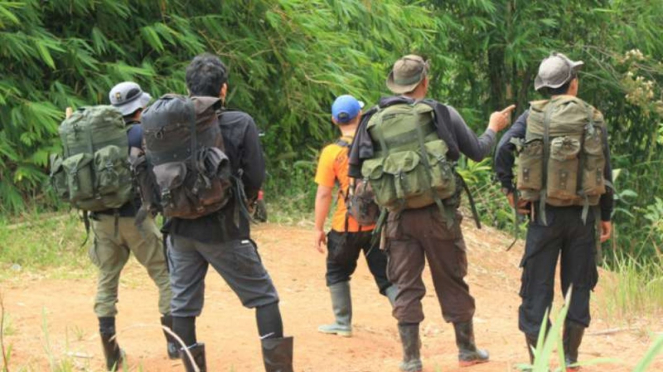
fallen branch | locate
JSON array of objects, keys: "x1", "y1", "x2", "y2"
[{"x1": 588, "y1": 327, "x2": 637, "y2": 336}]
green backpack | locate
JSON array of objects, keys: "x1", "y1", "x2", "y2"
[
  {"x1": 49, "y1": 106, "x2": 133, "y2": 212},
  {"x1": 516, "y1": 96, "x2": 607, "y2": 222},
  {"x1": 360, "y1": 102, "x2": 456, "y2": 214}
]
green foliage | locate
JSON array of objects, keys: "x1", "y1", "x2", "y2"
[
  {"x1": 0, "y1": 0, "x2": 662, "y2": 265},
  {"x1": 0, "y1": 0, "x2": 439, "y2": 214}
]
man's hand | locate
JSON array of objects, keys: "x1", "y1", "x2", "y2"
[
  {"x1": 489, "y1": 104, "x2": 517, "y2": 133},
  {"x1": 507, "y1": 192, "x2": 529, "y2": 215},
  {"x1": 600, "y1": 221, "x2": 612, "y2": 243},
  {"x1": 314, "y1": 229, "x2": 327, "y2": 254},
  {"x1": 65, "y1": 107, "x2": 73, "y2": 119}
]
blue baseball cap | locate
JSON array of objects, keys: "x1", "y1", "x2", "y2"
[{"x1": 331, "y1": 95, "x2": 364, "y2": 124}]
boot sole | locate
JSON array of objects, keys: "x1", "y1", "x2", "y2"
[
  {"x1": 317, "y1": 329, "x2": 352, "y2": 337},
  {"x1": 459, "y1": 358, "x2": 489, "y2": 368}
]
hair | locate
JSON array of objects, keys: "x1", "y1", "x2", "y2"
[
  {"x1": 185, "y1": 53, "x2": 228, "y2": 97},
  {"x1": 543, "y1": 71, "x2": 577, "y2": 96},
  {"x1": 336, "y1": 114, "x2": 361, "y2": 126}
]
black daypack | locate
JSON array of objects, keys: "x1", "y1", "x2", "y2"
[{"x1": 140, "y1": 94, "x2": 231, "y2": 219}]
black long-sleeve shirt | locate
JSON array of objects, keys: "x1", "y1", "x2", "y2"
[
  {"x1": 348, "y1": 96, "x2": 496, "y2": 178},
  {"x1": 494, "y1": 110, "x2": 614, "y2": 221},
  {"x1": 164, "y1": 110, "x2": 265, "y2": 243}
]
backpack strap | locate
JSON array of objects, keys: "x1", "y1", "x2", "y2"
[
  {"x1": 538, "y1": 103, "x2": 555, "y2": 226},
  {"x1": 577, "y1": 104, "x2": 595, "y2": 224},
  {"x1": 458, "y1": 174, "x2": 481, "y2": 229},
  {"x1": 412, "y1": 101, "x2": 454, "y2": 228}
]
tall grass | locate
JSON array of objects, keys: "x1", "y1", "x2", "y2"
[
  {"x1": 518, "y1": 288, "x2": 662, "y2": 372},
  {"x1": 596, "y1": 252, "x2": 663, "y2": 323}
]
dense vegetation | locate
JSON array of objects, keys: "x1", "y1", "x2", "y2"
[{"x1": 0, "y1": 0, "x2": 661, "y2": 262}]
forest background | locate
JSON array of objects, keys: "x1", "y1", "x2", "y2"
[{"x1": 0, "y1": 0, "x2": 662, "y2": 267}]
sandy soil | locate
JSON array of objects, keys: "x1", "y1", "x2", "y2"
[{"x1": 1, "y1": 221, "x2": 661, "y2": 372}]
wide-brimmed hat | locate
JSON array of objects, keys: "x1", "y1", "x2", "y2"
[
  {"x1": 534, "y1": 52, "x2": 584, "y2": 91},
  {"x1": 386, "y1": 55, "x2": 429, "y2": 94},
  {"x1": 109, "y1": 82, "x2": 152, "y2": 116}
]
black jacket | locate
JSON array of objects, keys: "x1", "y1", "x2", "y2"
[
  {"x1": 164, "y1": 110, "x2": 265, "y2": 243},
  {"x1": 494, "y1": 110, "x2": 614, "y2": 221}
]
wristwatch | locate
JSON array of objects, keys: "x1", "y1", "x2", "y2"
[{"x1": 500, "y1": 187, "x2": 512, "y2": 196}]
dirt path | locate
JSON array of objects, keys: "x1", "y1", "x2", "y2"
[{"x1": 1, "y1": 222, "x2": 661, "y2": 372}]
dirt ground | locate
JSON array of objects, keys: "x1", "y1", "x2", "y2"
[{"x1": 1, "y1": 221, "x2": 662, "y2": 372}]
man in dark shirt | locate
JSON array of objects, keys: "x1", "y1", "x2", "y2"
[
  {"x1": 348, "y1": 54, "x2": 515, "y2": 372},
  {"x1": 91, "y1": 82, "x2": 175, "y2": 371},
  {"x1": 164, "y1": 54, "x2": 293, "y2": 372},
  {"x1": 494, "y1": 52, "x2": 614, "y2": 369}
]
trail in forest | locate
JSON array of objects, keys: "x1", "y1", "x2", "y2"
[{"x1": 2, "y1": 222, "x2": 661, "y2": 371}]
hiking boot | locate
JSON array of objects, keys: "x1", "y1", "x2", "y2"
[
  {"x1": 180, "y1": 343, "x2": 206, "y2": 372},
  {"x1": 453, "y1": 321, "x2": 489, "y2": 367},
  {"x1": 100, "y1": 332, "x2": 124, "y2": 372},
  {"x1": 564, "y1": 321, "x2": 585, "y2": 371},
  {"x1": 385, "y1": 285, "x2": 398, "y2": 307},
  {"x1": 398, "y1": 324, "x2": 422, "y2": 372},
  {"x1": 261, "y1": 336, "x2": 294, "y2": 372},
  {"x1": 160, "y1": 314, "x2": 179, "y2": 360},
  {"x1": 318, "y1": 281, "x2": 352, "y2": 337}
]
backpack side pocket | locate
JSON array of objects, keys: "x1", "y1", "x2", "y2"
[
  {"x1": 49, "y1": 154, "x2": 69, "y2": 200},
  {"x1": 516, "y1": 139, "x2": 543, "y2": 200},
  {"x1": 581, "y1": 128, "x2": 606, "y2": 197}
]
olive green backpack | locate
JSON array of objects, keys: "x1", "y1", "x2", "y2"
[
  {"x1": 49, "y1": 106, "x2": 133, "y2": 212},
  {"x1": 360, "y1": 102, "x2": 457, "y2": 222},
  {"x1": 516, "y1": 96, "x2": 607, "y2": 223}
]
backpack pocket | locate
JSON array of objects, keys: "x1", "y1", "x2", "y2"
[
  {"x1": 362, "y1": 158, "x2": 398, "y2": 209},
  {"x1": 193, "y1": 147, "x2": 231, "y2": 209},
  {"x1": 94, "y1": 145, "x2": 129, "y2": 195},
  {"x1": 94, "y1": 145, "x2": 133, "y2": 209},
  {"x1": 517, "y1": 139, "x2": 543, "y2": 197},
  {"x1": 547, "y1": 136, "x2": 580, "y2": 200},
  {"x1": 152, "y1": 162, "x2": 193, "y2": 218},
  {"x1": 581, "y1": 129, "x2": 606, "y2": 197},
  {"x1": 49, "y1": 154, "x2": 69, "y2": 200},
  {"x1": 348, "y1": 180, "x2": 380, "y2": 226},
  {"x1": 425, "y1": 140, "x2": 456, "y2": 200},
  {"x1": 62, "y1": 153, "x2": 95, "y2": 202}
]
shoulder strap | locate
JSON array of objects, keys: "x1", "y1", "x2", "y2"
[{"x1": 538, "y1": 103, "x2": 556, "y2": 226}]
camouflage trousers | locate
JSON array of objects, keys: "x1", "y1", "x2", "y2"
[{"x1": 88, "y1": 214, "x2": 172, "y2": 317}]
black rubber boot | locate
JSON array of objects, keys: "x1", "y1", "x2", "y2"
[
  {"x1": 100, "y1": 332, "x2": 124, "y2": 371},
  {"x1": 563, "y1": 321, "x2": 585, "y2": 371},
  {"x1": 160, "y1": 315, "x2": 179, "y2": 360},
  {"x1": 397, "y1": 324, "x2": 422, "y2": 372},
  {"x1": 180, "y1": 343, "x2": 206, "y2": 372},
  {"x1": 99, "y1": 317, "x2": 124, "y2": 372},
  {"x1": 453, "y1": 321, "x2": 489, "y2": 367},
  {"x1": 261, "y1": 336, "x2": 294, "y2": 372}
]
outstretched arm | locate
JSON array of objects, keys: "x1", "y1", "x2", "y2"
[{"x1": 449, "y1": 105, "x2": 516, "y2": 162}]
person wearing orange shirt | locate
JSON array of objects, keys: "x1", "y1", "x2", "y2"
[{"x1": 313, "y1": 95, "x2": 398, "y2": 337}]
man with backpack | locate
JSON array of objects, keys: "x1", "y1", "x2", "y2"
[
  {"x1": 156, "y1": 54, "x2": 293, "y2": 372},
  {"x1": 313, "y1": 94, "x2": 398, "y2": 338},
  {"x1": 348, "y1": 54, "x2": 515, "y2": 372},
  {"x1": 494, "y1": 52, "x2": 614, "y2": 370},
  {"x1": 57, "y1": 82, "x2": 176, "y2": 371}
]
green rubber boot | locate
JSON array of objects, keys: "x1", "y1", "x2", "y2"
[{"x1": 318, "y1": 281, "x2": 352, "y2": 337}]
